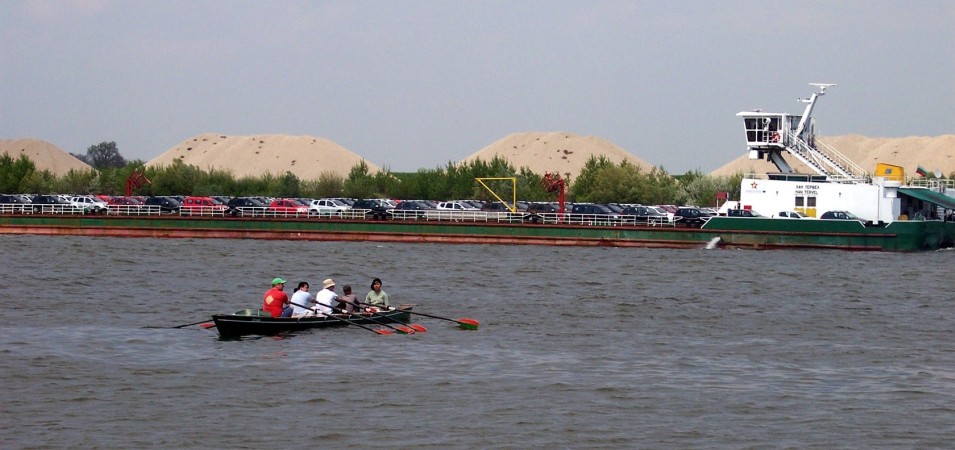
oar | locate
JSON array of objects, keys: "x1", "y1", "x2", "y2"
[
  {"x1": 359, "y1": 301, "x2": 479, "y2": 330},
  {"x1": 166, "y1": 319, "x2": 215, "y2": 329},
  {"x1": 353, "y1": 311, "x2": 418, "y2": 334},
  {"x1": 338, "y1": 299, "x2": 426, "y2": 333},
  {"x1": 290, "y1": 301, "x2": 393, "y2": 335},
  {"x1": 322, "y1": 301, "x2": 418, "y2": 334}
]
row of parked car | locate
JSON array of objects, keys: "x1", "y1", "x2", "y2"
[
  {"x1": 0, "y1": 194, "x2": 358, "y2": 216},
  {"x1": 0, "y1": 193, "x2": 864, "y2": 226}
]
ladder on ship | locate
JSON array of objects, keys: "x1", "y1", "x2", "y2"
[
  {"x1": 781, "y1": 129, "x2": 868, "y2": 183},
  {"x1": 739, "y1": 83, "x2": 870, "y2": 184}
]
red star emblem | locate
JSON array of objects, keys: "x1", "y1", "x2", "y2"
[{"x1": 750, "y1": 181, "x2": 758, "y2": 189}]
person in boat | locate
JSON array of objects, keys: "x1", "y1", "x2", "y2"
[
  {"x1": 313, "y1": 278, "x2": 339, "y2": 316},
  {"x1": 290, "y1": 281, "x2": 316, "y2": 318},
  {"x1": 338, "y1": 284, "x2": 359, "y2": 313},
  {"x1": 263, "y1": 277, "x2": 292, "y2": 318},
  {"x1": 364, "y1": 277, "x2": 389, "y2": 309}
]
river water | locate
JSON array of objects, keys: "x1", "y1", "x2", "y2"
[{"x1": 1, "y1": 235, "x2": 953, "y2": 448}]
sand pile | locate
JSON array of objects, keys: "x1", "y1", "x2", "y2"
[
  {"x1": 461, "y1": 132, "x2": 653, "y2": 181},
  {"x1": 146, "y1": 133, "x2": 380, "y2": 180},
  {"x1": 0, "y1": 138, "x2": 94, "y2": 176},
  {"x1": 711, "y1": 134, "x2": 955, "y2": 178}
]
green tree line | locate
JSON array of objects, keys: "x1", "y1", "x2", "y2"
[{"x1": 2, "y1": 142, "x2": 761, "y2": 206}]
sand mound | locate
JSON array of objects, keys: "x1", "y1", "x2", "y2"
[
  {"x1": 0, "y1": 138, "x2": 94, "y2": 176},
  {"x1": 461, "y1": 132, "x2": 653, "y2": 181},
  {"x1": 710, "y1": 134, "x2": 955, "y2": 178},
  {"x1": 147, "y1": 133, "x2": 380, "y2": 180}
]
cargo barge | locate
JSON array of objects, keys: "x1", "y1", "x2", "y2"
[{"x1": 0, "y1": 212, "x2": 952, "y2": 251}]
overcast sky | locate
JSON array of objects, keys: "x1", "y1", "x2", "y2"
[{"x1": 2, "y1": 0, "x2": 953, "y2": 173}]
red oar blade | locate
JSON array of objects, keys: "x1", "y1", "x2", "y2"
[
  {"x1": 199, "y1": 322, "x2": 216, "y2": 329},
  {"x1": 456, "y1": 318, "x2": 479, "y2": 330},
  {"x1": 375, "y1": 329, "x2": 395, "y2": 335},
  {"x1": 409, "y1": 324, "x2": 428, "y2": 333},
  {"x1": 395, "y1": 325, "x2": 416, "y2": 334}
]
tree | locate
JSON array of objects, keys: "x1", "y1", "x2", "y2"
[
  {"x1": 85, "y1": 141, "x2": 127, "y2": 169},
  {"x1": 570, "y1": 155, "x2": 615, "y2": 201},
  {"x1": 0, "y1": 154, "x2": 37, "y2": 193}
]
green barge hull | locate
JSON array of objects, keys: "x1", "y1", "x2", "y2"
[{"x1": 1, "y1": 214, "x2": 952, "y2": 252}]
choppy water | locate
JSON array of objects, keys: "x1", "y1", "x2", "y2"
[{"x1": 1, "y1": 235, "x2": 954, "y2": 448}]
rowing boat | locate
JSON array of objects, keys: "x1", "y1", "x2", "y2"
[{"x1": 212, "y1": 305, "x2": 413, "y2": 338}]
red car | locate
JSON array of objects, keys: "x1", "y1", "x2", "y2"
[
  {"x1": 107, "y1": 196, "x2": 143, "y2": 207},
  {"x1": 181, "y1": 196, "x2": 228, "y2": 215},
  {"x1": 268, "y1": 199, "x2": 308, "y2": 215}
]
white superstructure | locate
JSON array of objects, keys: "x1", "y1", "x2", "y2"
[{"x1": 733, "y1": 84, "x2": 924, "y2": 223}]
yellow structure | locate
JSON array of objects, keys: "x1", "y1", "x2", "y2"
[
  {"x1": 476, "y1": 177, "x2": 517, "y2": 212},
  {"x1": 874, "y1": 163, "x2": 905, "y2": 183}
]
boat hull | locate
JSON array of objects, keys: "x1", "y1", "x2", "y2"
[
  {"x1": 704, "y1": 217, "x2": 955, "y2": 251},
  {"x1": 212, "y1": 307, "x2": 412, "y2": 338},
  {"x1": 1, "y1": 214, "x2": 953, "y2": 252}
]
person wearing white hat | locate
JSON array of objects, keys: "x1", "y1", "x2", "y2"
[{"x1": 312, "y1": 278, "x2": 339, "y2": 316}]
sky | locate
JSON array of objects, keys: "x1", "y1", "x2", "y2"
[{"x1": 2, "y1": 0, "x2": 953, "y2": 174}]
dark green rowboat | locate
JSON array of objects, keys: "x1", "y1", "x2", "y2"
[{"x1": 212, "y1": 306, "x2": 412, "y2": 338}]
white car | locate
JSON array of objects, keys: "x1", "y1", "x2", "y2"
[
  {"x1": 307, "y1": 198, "x2": 350, "y2": 216},
  {"x1": 436, "y1": 201, "x2": 479, "y2": 211},
  {"x1": 70, "y1": 195, "x2": 108, "y2": 213},
  {"x1": 774, "y1": 211, "x2": 811, "y2": 219}
]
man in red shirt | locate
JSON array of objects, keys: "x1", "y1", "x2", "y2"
[{"x1": 263, "y1": 277, "x2": 292, "y2": 317}]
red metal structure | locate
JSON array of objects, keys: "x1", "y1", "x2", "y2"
[
  {"x1": 541, "y1": 172, "x2": 566, "y2": 217},
  {"x1": 125, "y1": 169, "x2": 151, "y2": 197}
]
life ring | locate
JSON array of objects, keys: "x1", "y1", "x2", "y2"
[{"x1": 770, "y1": 132, "x2": 780, "y2": 143}]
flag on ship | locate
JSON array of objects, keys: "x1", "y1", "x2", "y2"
[{"x1": 915, "y1": 166, "x2": 927, "y2": 177}]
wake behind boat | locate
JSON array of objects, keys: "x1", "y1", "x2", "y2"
[{"x1": 213, "y1": 305, "x2": 414, "y2": 338}]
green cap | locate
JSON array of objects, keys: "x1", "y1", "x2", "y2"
[{"x1": 271, "y1": 277, "x2": 286, "y2": 286}]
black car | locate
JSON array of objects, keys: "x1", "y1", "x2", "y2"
[
  {"x1": 523, "y1": 202, "x2": 561, "y2": 223},
  {"x1": 0, "y1": 194, "x2": 31, "y2": 213},
  {"x1": 31, "y1": 194, "x2": 73, "y2": 213},
  {"x1": 674, "y1": 207, "x2": 712, "y2": 227},
  {"x1": 143, "y1": 196, "x2": 182, "y2": 214},
  {"x1": 351, "y1": 199, "x2": 393, "y2": 220},
  {"x1": 820, "y1": 210, "x2": 861, "y2": 221},
  {"x1": 568, "y1": 203, "x2": 621, "y2": 225},
  {"x1": 620, "y1": 205, "x2": 669, "y2": 225},
  {"x1": 392, "y1": 200, "x2": 435, "y2": 219},
  {"x1": 227, "y1": 197, "x2": 268, "y2": 216},
  {"x1": 727, "y1": 208, "x2": 764, "y2": 218},
  {"x1": 0, "y1": 194, "x2": 30, "y2": 204}
]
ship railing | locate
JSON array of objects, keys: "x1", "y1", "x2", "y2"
[
  {"x1": 228, "y1": 207, "x2": 269, "y2": 218},
  {"x1": 262, "y1": 209, "x2": 310, "y2": 218},
  {"x1": 909, "y1": 178, "x2": 955, "y2": 190},
  {"x1": 813, "y1": 138, "x2": 869, "y2": 182},
  {"x1": 0, "y1": 204, "x2": 34, "y2": 214},
  {"x1": 107, "y1": 205, "x2": 159, "y2": 216},
  {"x1": 139, "y1": 205, "x2": 164, "y2": 215},
  {"x1": 31, "y1": 204, "x2": 91, "y2": 215},
  {"x1": 178, "y1": 206, "x2": 228, "y2": 217},
  {"x1": 423, "y1": 209, "x2": 493, "y2": 222},
  {"x1": 786, "y1": 131, "x2": 869, "y2": 182},
  {"x1": 307, "y1": 208, "x2": 347, "y2": 218}
]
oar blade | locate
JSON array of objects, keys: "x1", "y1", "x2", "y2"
[
  {"x1": 199, "y1": 322, "x2": 216, "y2": 329},
  {"x1": 375, "y1": 329, "x2": 395, "y2": 335},
  {"x1": 409, "y1": 324, "x2": 427, "y2": 333},
  {"x1": 456, "y1": 318, "x2": 480, "y2": 330},
  {"x1": 395, "y1": 325, "x2": 416, "y2": 334}
]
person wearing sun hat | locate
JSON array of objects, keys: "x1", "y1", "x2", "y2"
[
  {"x1": 312, "y1": 278, "x2": 339, "y2": 316},
  {"x1": 262, "y1": 277, "x2": 292, "y2": 318}
]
